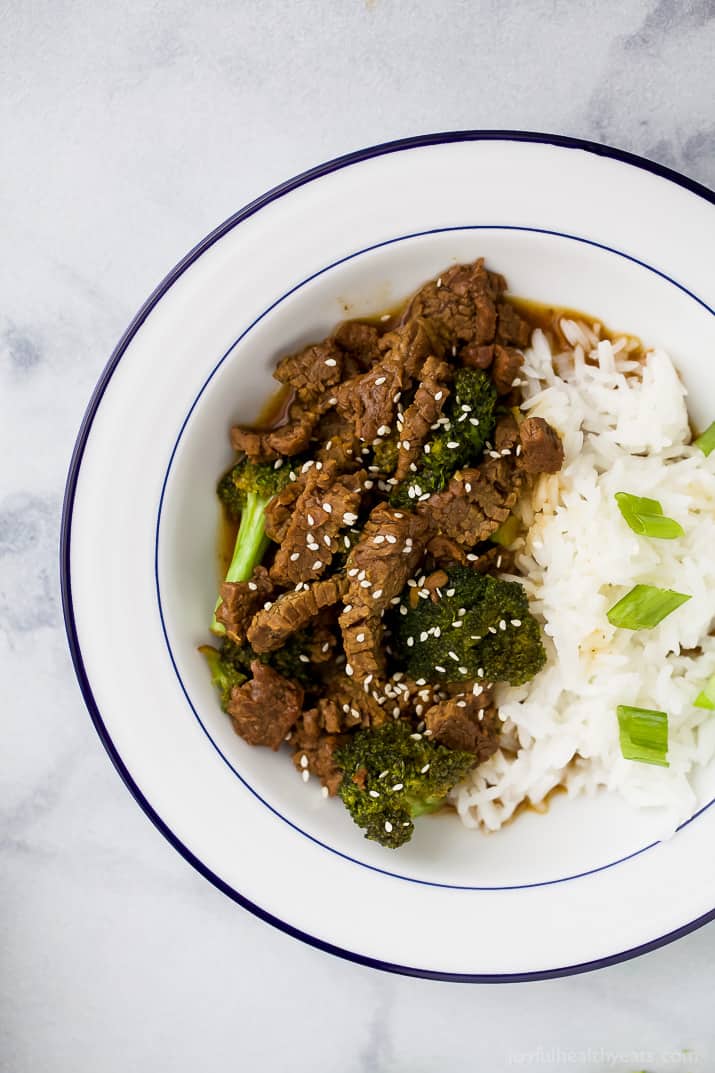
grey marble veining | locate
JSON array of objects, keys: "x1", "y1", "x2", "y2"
[{"x1": 2, "y1": 1, "x2": 714, "y2": 1070}]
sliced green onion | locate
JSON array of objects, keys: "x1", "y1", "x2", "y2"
[
  {"x1": 607, "y1": 584, "x2": 691, "y2": 630},
  {"x1": 615, "y1": 492, "x2": 684, "y2": 540},
  {"x1": 617, "y1": 705, "x2": 669, "y2": 766},
  {"x1": 694, "y1": 673, "x2": 715, "y2": 710},
  {"x1": 694, "y1": 420, "x2": 715, "y2": 457}
]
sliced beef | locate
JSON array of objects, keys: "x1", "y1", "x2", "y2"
[
  {"x1": 273, "y1": 339, "x2": 344, "y2": 400},
  {"x1": 323, "y1": 671, "x2": 387, "y2": 728},
  {"x1": 215, "y1": 566, "x2": 274, "y2": 643},
  {"x1": 518, "y1": 417, "x2": 564, "y2": 474},
  {"x1": 340, "y1": 504, "x2": 430, "y2": 684},
  {"x1": 226, "y1": 661, "x2": 303, "y2": 749},
  {"x1": 496, "y1": 301, "x2": 531, "y2": 347},
  {"x1": 333, "y1": 321, "x2": 382, "y2": 371},
  {"x1": 263, "y1": 477, "x2": 305, "y2": 543},
  {"x1": 425, "y1": 533, "x2": 467, "y2": 568},
  {"x1": 394, "y1": 356, "x2": 452, "y2": 480},
  {"x1": 334, "y1": 352, "x2": 406, "y2": 444},
  {"x1": 491, "y1": 345, "x2": 524, "y2": 395},
  {"x1": 313, "y1": 407, "x2": 362, "y2": 470},
  {"x1": 248, "y1": 575, "x2": 347, "y2": 654},
  {"x1": 380, "y1": 317, "x2": 438, "y2": 379},
  {"x1": 406, "y1": 259, "x2": 504, "y2": 349},
  {"x1": 424, "y1": 693, "x2": 500, "y2": 759},
  {"x1": 460, "y1": 342, "x2": 494, "y2": 370},
  {"x1": 270, "y1": 462, "x2": 366, "y2": 586},
  {"x1": 231, "y1": 402, "x2": 317, "y2": 462},
  {"x1": 419, "y1": 422, "x2": 522, "y2": 546},
  {"x1": 290, "y1": 717, "x2": 347, "y2": 795},
  {"x1": 470, "y1": 545, "x2": 515, "y2": 575}
]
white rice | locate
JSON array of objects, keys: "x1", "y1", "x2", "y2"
[{"x1": 451, "y1": 322, "x2": 715, "y2": 837}]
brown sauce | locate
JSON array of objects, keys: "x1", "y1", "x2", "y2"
[{"x1": 509, "y1": 296, "x2": 646, "y2": 362}]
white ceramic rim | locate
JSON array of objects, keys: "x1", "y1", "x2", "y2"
[{"x1": 61, "y1": 131, "x2": 715, "y2": 981}]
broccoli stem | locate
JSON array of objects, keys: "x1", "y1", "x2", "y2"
[{"x1": 211, "y1": 491, "x2": 271, "y2": 634}]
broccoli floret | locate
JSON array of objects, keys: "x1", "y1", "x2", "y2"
[
  {"x1": 372, "y1": 435, "x2": 399, "y2": 475},
  {"x1": 391, "y1": 368, "x2": 497, "y2": 507},
  {"x1": 390, "y1": 566, "x2": 546, "y2": 687},
  {"x1": 198, "y1": 641, "x2": 248, "y2": 710},
  {"x1": 212, "y1": 457, "x2": 296, "y2": 633},
  {"x1": 335, "y1": 721, "x2": 476, "y2": 848}
]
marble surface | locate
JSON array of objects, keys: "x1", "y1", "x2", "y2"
[{"x1": 2, "y1": 1, "x2": 714, "y2": 1069}]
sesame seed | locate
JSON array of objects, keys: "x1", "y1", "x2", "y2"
[
  {"x1": 436, "y1": 277, "x2": 442, "y2": 287},
  {"x1": 393, "y1": 392, "x2": 401, "y2": 403},
  {"x1": 464, "y1": 482, "x2": 472, "y2": 493},
  {"x1": 372, "y1": 588, "x2": 383, "y2": 599},
  {"x1": 323, "y1": 535, "x2": 331, "y2": 547},
  {"x1": 356, "y1": 632, "x2": 365, "y2": 642},
  {"x1": 434, "y1": 391, "x2": 443, "y2": 401},
  {"x1": 419, "y1": 631, "x2": 428, "y2": 642},
  {"x1": 289, "y1": 472, "x2": 297, "y2": 481},
  {"x1": 273, "y1": 458, "x2": 283, "y2": 469},
  {"x1": 360, "y1": 579, "x2": 371, "y2": 588},
  {"x1": 315, "y1": 462, "x2": 322, "y2": 470},
  {"x1": 289, "y1": 552, "x2": 300, "y2": 562},
  {"x1": 369, "y1": 790, "x2": 380, "y2": 799},
  {"x1": 496, "y1": 555, "x2": 503, "y2": 568},
  {"x1": 515, "y1": 444, "x2": 522, "y2": 456},
  {"x1": 447, "y1": 441, "x2": 459, "y2": 449},
  {"x1": 377, "y1": 425, "x2": 390, "y2": 437},
  {"x1": 302, "y1": 769, "x2": 310, "y2": 782},
  {"x1": 247, "y1": 581, "x2": 257, "y2": 591},
  {"x1": 323, "y1": 502, "x2": 332, "y2": 514},
  {"x1": 375, "y1": 376, "x2": 387, "y2": 386},
  {"x1": 324, "y1": 357, "x2": 337, "y2": 366},
  {"x1": 511, "y1": 619, "x2": 522, "y2": 627},
  {"x1": 374, "y1": 535, "x2": 385, "y2": 544},
  {"x1": 392, "y1": 783, "x2": 404, "y2": 792},
  {"x1": 300, "y1": 754, "x2": 309, "y2": 768},
  {"x1": 299, "y1": 654, "x2": 310, "y2": 663},
  {"x1": 321, "y1": 786, "x2": 329, "y2": 798},
  {"x1": 380, "y1": 313, "x2": 390, "y2": 321},
  {"x1": 343, "y1": 512, "x2": 358, "y2": 524},
  {"x1": 328, "y1": 396, "x2": 337, "y2": 405},
  {"x1": 469, "y1": 417, "x2": 480, "y2": 426},
  {"x1": 379, "y1": 770, "x2": 389, "y2": 779},
  {"x1": 344, "y1": 536, "x2": 351, "y2": 548},
  {"x1": 312, "y1": 560, "x2": 323, "y2": 570},
  {"x1": 419, "y1": 492, "x2": 430, "y2": 502},
  {"x1": 308, "y1": 542, "x2": 319, "y2": 551},
  {"x1": 423, "y1": 444, "x2": 431, "y2": 454},
  {"x1": 403, "y1": 440, "x2": 411, "y2": 450},
  {"x1": 488, "y1": 626, "x2": 497, "y2": 634},
  {"x1": 477, "y1": 668, "x2": 485, "y2": 677},
  {"x1": 384, "y1": 821, "x2": 393, "y2": 833},
  {"x1": 344, "y1": 603, "x2": 352, "y2": 613},
  {"x1": 385, "y1": 534, "x2": 397, "y2": 544},
  {"x1": 348, "y1": 568, "x2": 358, "y2": 577},
  {"x1": 407, "y1": 637, "x2": 414, "y2": 647},
  {"x1": 499, "y1": 619, "x2": 507, "y2": 631},
  {"x1": 435, "y1": 664, "x2": 446, "y2": 673},
  {"x1": 364, "y1": 480, "x2": 374, "y2": 489},
  {"x1": 263, "y1": 601, "x2": 273, "y2": 611},
  {"x1": 345, "y1": 663, "x2": 353, "y2": 676},
  {"x1": 458, "y1": 665, "x2": 468, "y2": 674},
  {"x1": 390, "y1": 596, "x2": 400, "y2": 605},
  {"x1": 399, "y1": 605, "x2": 408, "y2": 616},
  {"x1": 501, "y1": 448, "x2": 511, "y2": 456},
  {"x1": 420, "y1": 763, "x2": 430, "y2": 774},
  {"x1": 307, "y1": 514, "x2": 315, "y2": 526}
]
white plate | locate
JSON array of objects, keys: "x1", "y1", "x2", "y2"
[{"x1": 61, "y1": 133, "x2": 715, "y2": 980}]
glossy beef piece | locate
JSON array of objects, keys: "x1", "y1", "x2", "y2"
[
  {"x1": 470, "y1": 545, "x2": 515, "y2": 576},
  {"x1": 270, "y1": 463, "x2": 365, "y2": 586},
  {"x1": 420, "y1": 455, "x2": 520, "y2": 547},
  {"x1": 379, "y1": 317, "x2": 437, "y2": 378},
  {"x1": 334, "y1": 350, "x2": 406, "y2": 445},
  {"x1": 215, "y1": 566, "x2": 274, "y2": 643},
  {"x1": 394, "y1": 356, "x2": 452, "y2": 480},
  {"x1": 227, "y1": 661, "x2": 303, "y2": 749},
  {"x1": 425, "y1": 533, "x2": 467, "y2": 568},
  {"x1": 313, "y1": 407, "x2": 363, "y2": 471},
  {"x1": 290, "y1": 716, "x2": 347, "y2": 795},
  {"x1": 491, "y1": 345, "x2": 524, "y2": 395},
  {"x1": 273, "y1": 339, "x2": 344, "y2": 400},
  {"x1": 247, "y1": 575, "x2": 347, "y2": 654},
  {"x1": 460, "y1": 342, "x2": 494, "y2": 369},
  {"x1": 406, "y1": 259, "x2": 504, "y2": 348},
  {"x1": 518, "y1": 417, "x2": 564, "y2": 474},
  {"x1": 322, "y1": 670, "x2": 388, "y2": 728},
  {"x1": 424, "y1": 692, "x2": 499, "y2": 759},
  {"x1": 496, "y1": 301, "x2": 531, "y2": 347},
  {"x1": 231, "y1": 402, "x2": 317, "y2": 462},
  {"x1": 333, "y1": 321, "x2": 382, "y2": 371},
  {"x1": 263, "y1": 477, "x2": 305, "y2": 543},
  {"x1": 340, "y1": 504, "x2": 430, "y2": 684}
]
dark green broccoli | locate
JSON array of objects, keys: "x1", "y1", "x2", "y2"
[
  {"x1": 391, "y1": 368, "x2": 497, "y2": 507},
  {"x1": 212, "y1": 457, "x2": 296, "y2": 633},
  {"x1": 372, "y1": 434, "x2": 399, "y2": 475},
  {"x1": 198, "y1": 640, "x2": 248, "y2": 710},
  {"x1": 390, "y1": 566, "x2": 546, "y2": 687},
  {"x1": 335, "y1": 721, "x2": 476, "y2": 848}
]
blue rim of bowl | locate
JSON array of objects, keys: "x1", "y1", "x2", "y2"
[{"x1": 60, "y1": 130, "x2": 715, "y2": 982}]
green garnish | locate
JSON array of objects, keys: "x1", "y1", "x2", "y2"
[
  {"x1": 615, "y1": 492, "x2": 684, "y2": 540},
  {"x1": 492, "y1": 514, "x2": 521, "y2": 547},
  {"x1": 607, "y1": 584, "x2": 691, "y2": 630},
  {"x1": 694, "y1": 674, "x2": 715, "y2": 710},
  {"x1": 694, "y1": 420, "x2": 715, "y2": 457},
  {"x1": 617, "y1": 705, "x2": 669, "y2": 767}
]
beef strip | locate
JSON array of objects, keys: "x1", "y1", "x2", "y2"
[
  {"x1": 496, "y1": 301, "x2": 531, "y2": 347},
  {"x1": 405, "y1": 259, "x2": 504, "y2": 349},
  {"x1": 323, "y1": 670, "x2": 387, "y2": 728},
  {"x1": 424, "y1": 692, "x2": 500, "y2": 759},
  {"x1": 248, "y1": 575, "x2": 348, "y2": 654},
  {"x1": 313, "y1": 407, "x2": 362, "y2": 470},
  {"x1": 231, "y1": 340, "x2": 344, "y2": 463},
  {"x1": 340, "y1": 504, "x2": 431, "y2": 684},
  {"x1": 394, "y1": 355, "x2": 453, "y2": 480},
  {"x1": 491, "y1": 345, "x2": 524, "y2": 395},
  {"x1": 215, "y1": 566, "x2": 274, "y2": 643},
  {"x1": 425, "y1": 533, "x2": 467, "y2": 568},
  {"x1": 334, "y1": 350, "x2": 407, "y2": 444},
  {"x1": 460, "y1": 342, "x2": 494, "y2": 369},
  {"x1": 290, "y1": 715, "x2": 347, "y2": 795},
  {"x1": 417, "y1": 415, "x2": 523, "y2": 546},
  {"x1": 518, "y1": 417, "x2": 564, "y2": 474},
  {"x1": 379, "y1": 317, "x2": 438, "y2": 378},
  {"x1": 333, "y1": 321, "x2": 382, "y2": 371},
  {"x1": 226, "y1": 661, "x2": 303, "y2": 749},
  {"x1": 273, "y1": 339, "x2": 344, "y2": 400},
  {"x1": 263, "y1": 477, "x2": 305, "y2": 543},
  {"x1": 270, "y1": 462, "x2": 366, "y2": 586},
  {"x1": 470, "y1": 545, "x2": 516, "y2": 575}
]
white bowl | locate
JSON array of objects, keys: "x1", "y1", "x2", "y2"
[{"x1": 62, "y1": 133, "x2": 715, "y2": 980}]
